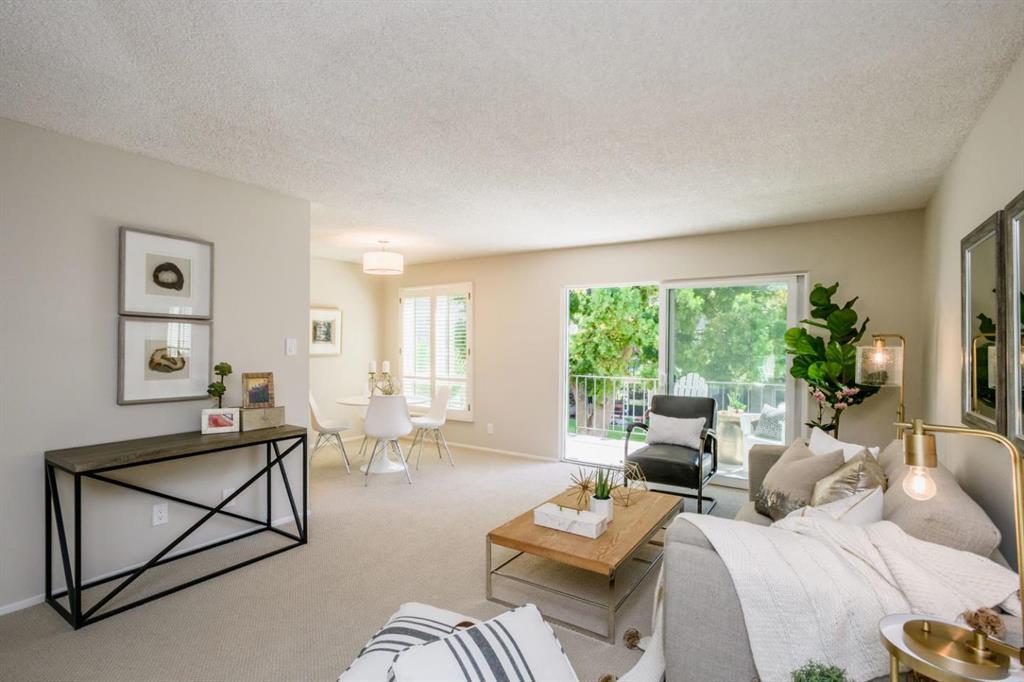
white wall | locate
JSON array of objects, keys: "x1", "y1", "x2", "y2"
[
  {"x1": 0, "y1": 119, "x2": 311, "y2": 610},
  {"x1": 922, "y1": 49, "x2": 1024, "y2": 565},
  {"x1": 309, "y1": 257, "x2": 384, "y2": 434},
  {"x1": 382, "y1": 210, "x2": 926, "y2": 460}
]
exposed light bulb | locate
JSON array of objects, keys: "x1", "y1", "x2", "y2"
[
  {"x1": 873, "y1": 350, "x2": 887, "y2": 364},
  {"x1": 902, "y1": 466, "x2": 937, "y2": 501}
]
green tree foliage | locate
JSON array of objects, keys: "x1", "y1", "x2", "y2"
[
  {"x1": 569, "y1": 286, "x2": 659, "y2": 431},
  {"x1": 568, "y1": 286, "x2": 660, "y2": 381},
  {"x1": 671, "y1": 286, "x2": 789, "y2": 385}
]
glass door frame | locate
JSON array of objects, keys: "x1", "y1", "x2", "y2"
[
  {"x1": 657, "y1": 273, "x2": 807, "y2": 479},
  {"x1": 558, "y1": 280, "x2": 659, "y2": 465}
]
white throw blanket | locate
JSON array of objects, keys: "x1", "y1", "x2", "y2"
[{"x1": 682, "y1": 513, "x2": 1020, "y2": 682}]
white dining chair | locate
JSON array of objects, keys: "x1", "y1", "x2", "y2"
[
  {"x1": 408, "y1": 386, "x2": 454, "y2": 469},
  {"x1": 363, "y1": 395, "x2": 414, "y2": 485},
  {"x1": 309, "y1": 392, "x2": 352, "y2": 473}
]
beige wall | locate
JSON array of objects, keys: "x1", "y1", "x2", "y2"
[
  {"x1": 382, "y1": 210, "x2": 926, "y2": 459},
  {"x1": 309, "y1": 257, "x2": 385, "y2": 434},
  {"x1": 0, "y1": 120, "x2": 311, "y2": 610},
  {"x1": 922, "y1": 50, "x2": 1024, "y2": 565}
]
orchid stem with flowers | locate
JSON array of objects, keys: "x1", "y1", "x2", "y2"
[{"x1": 785, "y1": 282, "x2": 879, "y2": 437}]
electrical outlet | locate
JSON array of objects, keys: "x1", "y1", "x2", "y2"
[
  {"x1": 222, "y1": 488, "x2": 237, "y2": 508},
  {"x1": 152, "y1": 502, "x2": 168, "y2": 527},
  {"x1": 285, "y1": 337, "x2": 297, "y2": 356},
  {"x1": 487, "y1": 423, "x2": 494, "y2": 435}
]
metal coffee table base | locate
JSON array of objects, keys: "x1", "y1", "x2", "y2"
[{"x1": 485, "y1": 527, "x2": 667, "y2": 643}]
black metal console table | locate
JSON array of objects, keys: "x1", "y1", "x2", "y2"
[{"x1": 44, "y1": 425, "x2": 307, "y2": 629}]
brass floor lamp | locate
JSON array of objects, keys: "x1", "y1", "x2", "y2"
[
  {"x1": 856, "y1": 334, "x2": 906, "y2": 438},
  {"x1": 880, "y1": 419, "x2": 1024, "y2": 681}
]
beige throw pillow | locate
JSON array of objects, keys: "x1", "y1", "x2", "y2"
[
  {"x1": 811, "y1": 450, "x2": 888, "y2": 506},
  {"x1": 878, "y1": 439, "x2": 1001, "y2": 556},
  {"x1": 754, "y1": 439, "x2": 844, "y2": 520}
]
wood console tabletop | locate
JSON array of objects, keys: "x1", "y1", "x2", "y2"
[{"x1": 45, "y1": 425, "x2": 307, "y2": 473}]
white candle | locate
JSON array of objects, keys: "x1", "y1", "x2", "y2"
[
  {"x1": 369, "y1": 361, "x2": 377, "y2": 373},
  {"x1": 382, "y1": 361, "x2": 391, "y2": 373}
]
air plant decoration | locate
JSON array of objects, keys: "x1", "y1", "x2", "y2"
[{"x1": 567, "y1": 467, "x2": 623, "y2": 513}]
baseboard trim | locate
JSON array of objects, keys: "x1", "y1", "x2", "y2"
[
  {"x1": 0, "y1": 513, "x2": 302, "y2": 617},
  {"x1": 443, "y1": 440, "x2": 559, "y2": 462}
]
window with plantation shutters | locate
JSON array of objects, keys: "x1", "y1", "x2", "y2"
[{"x1": 399, "y1": 283, "x2": 473, "y2": 420}]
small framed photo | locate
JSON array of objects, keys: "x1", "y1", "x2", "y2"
[
  {"x1": 118, "y1": 317, "x2": 212, "y2": 404},
  {"x1": 310, "y1": 307, "x2": 341, "y2": 356},
  {"x1": 120, "y1": 226, "x2": 213, "y2": 319},
  {"x1": 242, "y1": 372, "x2": 275, "y2": 408},
  {"x1": 201, "y1": 407, "x2": 240, "y2": 434}
]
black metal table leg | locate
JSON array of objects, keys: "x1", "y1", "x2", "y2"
[{"x1": 73, "y1": 473, "x2": 82, "y2": 628}]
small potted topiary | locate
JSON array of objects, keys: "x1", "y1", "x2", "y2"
[{"x1": 207, "y1": 361, "x2": 233, "y2": 408}]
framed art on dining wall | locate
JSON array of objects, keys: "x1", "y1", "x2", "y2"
[
  {"x1": 118, "y1": 317, "x2": 213, "y2": 404},
  {"x1": 120, "y1": 226, "x2": 214, "y2": 319},
  {"x1": 310, "y1": 306, "x2": 342, "y2": 356}
]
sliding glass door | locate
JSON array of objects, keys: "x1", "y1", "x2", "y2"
[{"x1": 660, "y1": 275, "x2": 803, "y2": 481}]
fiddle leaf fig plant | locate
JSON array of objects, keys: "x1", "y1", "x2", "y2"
[{"x1": 784, "y1": 283, "x2": 879, "y2": 436}]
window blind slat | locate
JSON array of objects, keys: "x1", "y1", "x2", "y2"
[{"x1": 400, "y1": 286, "x2": 471, "y2": 414}]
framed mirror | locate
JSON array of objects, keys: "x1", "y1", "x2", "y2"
[
  {"x1": 1004, "y1": 190, "x2": 1024, "y2": 447},
  {"x1": 962, "y1": 211, "x2": 1005, "y2": 432}
]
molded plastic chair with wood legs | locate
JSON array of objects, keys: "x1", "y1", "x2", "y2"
[
  {"x1": 408, "y1": 386, "x2": 454, "y2": 469},
  {"x1": 309, "y1": 392, "x2": 352, "y2": 473},
  {"x1": 363, "y1": 395, "x2": 414, "y2": 485}
]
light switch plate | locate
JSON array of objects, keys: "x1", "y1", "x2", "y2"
[{"x1": 285, "y1": 337, "x2": 297, "y2": 356}]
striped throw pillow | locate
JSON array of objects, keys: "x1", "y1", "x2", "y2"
[
  {"x1": 339, "y1": 603, "x2": 477, "y2": 682},
  {"x1": 388, "y1": 604, "x2": 578, "y2": 682}
]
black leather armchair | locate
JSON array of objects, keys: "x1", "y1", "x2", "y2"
[{"x1": 624, "y1": 395, "x2": 718, "y2": 513}]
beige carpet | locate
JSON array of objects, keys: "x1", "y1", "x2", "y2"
[{"x1": 0, "y1": 443, "x2": 744, "y2": 682}]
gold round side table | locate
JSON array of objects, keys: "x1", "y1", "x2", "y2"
[{"x1": 880, "y1": 614, "x2": 1024, "y2": 682}]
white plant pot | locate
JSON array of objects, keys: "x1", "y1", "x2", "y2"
[{"x1": 590, "y1": 495, "x2": 614, "y2": 522}]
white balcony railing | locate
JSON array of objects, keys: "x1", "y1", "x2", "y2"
[{"x1": 568, "y1": 374, "x2": 785, "y2": 440}]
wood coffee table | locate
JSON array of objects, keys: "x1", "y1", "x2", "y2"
[{"x1": 486, "y1": 488, "x2": 682, "y2": 642}]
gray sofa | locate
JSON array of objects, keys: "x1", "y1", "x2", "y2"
[
  {"x1": 662, "y1": 444, "x2": 786, "y2": 682},
  {"x1": 660, "y1": 442, "x2": 1015, "y2": 682}
]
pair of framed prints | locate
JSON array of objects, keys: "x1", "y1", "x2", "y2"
[{"x1": 117, "y1": 227, "x2": 214, "y2": 405}]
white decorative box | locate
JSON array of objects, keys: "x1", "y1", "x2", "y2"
[{"x1": 533, "y1": 503, "x2": 608, "y2": 539}]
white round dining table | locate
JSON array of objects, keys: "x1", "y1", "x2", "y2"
[
  {"x1": 336, "y1": 395, "x2": 428, "y2": 408},
  {"x1": 336, "y1": 394, "x2": 428, "y2": 474}
]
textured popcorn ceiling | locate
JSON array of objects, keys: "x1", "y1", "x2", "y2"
[{"x1": 2, "y1": 1, "x2": 1022, "y2": 264}]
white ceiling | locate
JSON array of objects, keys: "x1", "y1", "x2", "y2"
[{"x1": 2, "y1": 2, "x2": 1022, "y2": 264}]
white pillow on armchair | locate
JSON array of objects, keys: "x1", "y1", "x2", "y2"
[{"x1": 645, "y1": 414, "x2": 706, "y2": 450}]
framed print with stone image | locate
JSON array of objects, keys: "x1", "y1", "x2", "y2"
[
  {"x1": 310, "y1": 306, "x2": 341, "y2": 356},
  {"x1": 241, "y1": 372, "x2": 275, "y2": 409},
  {"x1": 120, "y1": 226, "x2": 213, "y2": 319},
  {"x1": 118, "y1": 317, "x2": 212, "y2": 404}
]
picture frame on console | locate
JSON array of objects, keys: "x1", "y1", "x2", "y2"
[
  {"x1": 119, "y1": 226, "x2": 213, "y2": 319},
  {"x1": 201, "y1": 407, "x2": 240, "y2": 434},
  {"x1": 241, "y1": 372, "x2": 275, "y2": 409}
]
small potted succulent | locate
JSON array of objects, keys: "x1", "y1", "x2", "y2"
[
  {"x1": 207, "y1": 361, "x2": 233, "y2": 408},
  {"x1": 589, "y1": 467, "x2": 617, "y2": 522}
]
